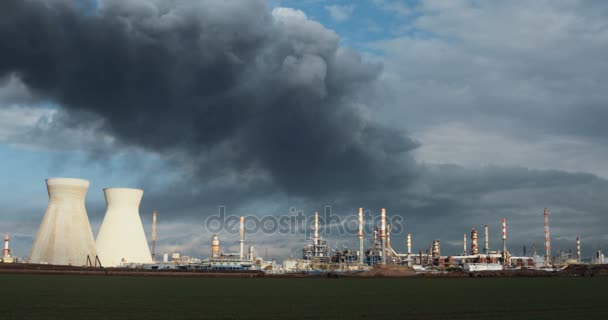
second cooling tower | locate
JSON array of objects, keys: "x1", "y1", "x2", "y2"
[{"x1": 95, "y1": 188, "x2": 152, "y2": 267}]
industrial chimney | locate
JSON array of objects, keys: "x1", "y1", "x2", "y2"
[
  {"x1": 3, "y1": 234, "x2": 10, "y2": 259},
  {"x1": 576, "y1": 237, "x2": 581, "y2": 263},
  {"x1": 95, "y1": 188, "x2": 153, "y2": 267},
  {"x1": 313, "y1": 212, "x2": 319, "y2": 245},
  {"x1": 381, "y1": 208, "x2": 386, "y2": 264},
  {"x1": 502, "y1": 218, "x2": 508, "y2": 266},
  {"x1": 387, "y1": 224, "x2": 392, "y2": 249},
  {"x1": 151, "y1": 210, "x2": 157, "y2": 261},
  {"x1": 544, "y1": 208, "x2": 551, "y2": 267},
  {"x1": 407, "y1": 233, "x2": 412, "y2": 265},
  {"x1": 240, "y1": 216, "x2": 245, "y2": 260},
  {"x1": 463, "y1": 234, "x2": 467, "y2": 255},
  {"x1": 29, "y1": 178, "x2": 97, "y2": 266},
  {"x1": 358, "y1": 208, "x2": 364, "y2": 265}
]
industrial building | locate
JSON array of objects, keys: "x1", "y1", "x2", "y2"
[
  {"x1": 95, "y1": 188, "x2": 153, "y2": 267},
  {"x1": 29, "y1": 178, "x2": 98, "y2": 266},
  {"x1": 205, "y1": 216, "x2": 256, "y2": 270},
  {"x1": 302, "y1": 212, "x2": 330, "y2": 263},
  {"x1": 295, "y1": 208, "x2": 542, "y2": 272}
]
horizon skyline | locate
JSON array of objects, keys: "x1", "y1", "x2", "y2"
[{"x1": 1, "y1": 0, "x2": 608, "y2": 261}]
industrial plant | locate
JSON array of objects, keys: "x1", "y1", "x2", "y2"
[{"x1": 0, "y1": 177, "x2": 605, "y2": 276}]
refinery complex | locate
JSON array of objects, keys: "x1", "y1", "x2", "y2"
[{"x1": 1, "y1": 177, "x2": 606, "y2": 275}]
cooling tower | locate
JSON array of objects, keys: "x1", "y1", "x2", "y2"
[
  {"x1": 29, "y1": 178, "x2": 97, "y2": 265},
  {"x1": 95, "y1": 188, "x2": 152, "y2": 267}
]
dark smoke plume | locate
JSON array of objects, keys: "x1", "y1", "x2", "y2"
[{"x1": 0, "y1": 0, "x2": 418, "y2": 201}]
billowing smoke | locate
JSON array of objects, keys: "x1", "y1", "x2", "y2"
[{"x1": 0, "y1": 0, "x2": 418, "y2": 203}]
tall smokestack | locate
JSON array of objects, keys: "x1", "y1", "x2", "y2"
[
  {"x1": 151, "y1": 210, "x2": 157, "y2": 261},
  {"x1": 576, "y1": 236, "x2": 581, "y2": 263},
  {"x1": 471, "y1": 228, "x2": 478, "y2": 255},
  {"x1": 387, "y1": 224, "x2": 392, "y2": 249},
  {"x1": 502, "y1": 218, "x2": 507, "y2": 266},
  {"x1": 358, "y1": 208, "x2": 364, "y2": 265},
  {"x1": 314, "y1": 212, "x2": 319, "y2": 245},
  {"x1": 544, "y1": 208, "x2": 551, "y2": 267},
  {"x1": 381, "y1": 208, "x2": 386, "y2": 264},
  {"x1": 463, "y1": 234, "x2": 467, "y2": 255},
  {"x1": 484, "y1": 224, "x2": 489, "y2": 253},
  {"x1": 3, "y1": 234, "x2": 10, "y2": 258},
  {"x1": 240, "y1": 215, "x2": 245, "y2": 260},
  {"x1": 407, "y1": 233, "x2": 412, "y2": 265}
]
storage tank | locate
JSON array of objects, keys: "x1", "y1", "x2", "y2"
[
  {"x1": 211, "y1": 234, "x2": 220, "y2": 259},
  {"x1": 29, "y1": 178, "x2": 97, "y2": 265},
  {"x1": 95, "y1": 188, "x2": 152, "y2": 267}
]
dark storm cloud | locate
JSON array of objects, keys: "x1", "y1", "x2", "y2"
[{"x1": 0, "y1": 0, "x2": 418, "y2": 199}]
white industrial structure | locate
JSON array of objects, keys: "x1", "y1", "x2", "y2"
[
  {"x1": 95, "y1": 188, "x2": 152, "y2": 267},
  {"x1": 29, "y1": 178, "x2": 98, "y2": 266}
]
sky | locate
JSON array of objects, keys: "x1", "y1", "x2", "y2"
[{"x1": 1, "y1": 0, "x2": 608, "y2": 261}]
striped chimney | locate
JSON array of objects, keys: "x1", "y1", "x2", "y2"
[
  {"x1": 314, "y1": 212, "x2": 319, "y2": 245},
  {"x1": 576, "y1": 236, "x2": 581, "y2": 263},
  {"x1": 239, "y1": 215, "x2": 245, "y2": 260},
  {"x1": 3, "y1": 233, "x2": 9, "y2": 258}
]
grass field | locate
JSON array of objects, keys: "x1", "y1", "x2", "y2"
[{"x1": 0, "y1": 274, "x2": 606, "y2": 319}]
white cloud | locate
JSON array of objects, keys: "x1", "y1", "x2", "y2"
[
  {"x1": 325, "y1": 4, "x2": 355, "y2": 22},
  {"x1": 413, "y1": 122, "x2": 608, "y2": 179},
  {"x1": 367, "y1": 0, "x2": 608, "y2": 179},
  {"x1": 0, "y1": 106, "x2": 55, "y2": 142}
]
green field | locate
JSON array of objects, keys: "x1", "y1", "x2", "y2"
[{"x1": 0, "y1": 274, "x2": 606, "y2": 319}]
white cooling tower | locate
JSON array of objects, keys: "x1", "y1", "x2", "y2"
[
  {"x1": 95, "y1": 188, "x2": 152, "y2": 266},
  {"x1": 29, "y1": 178, "x2": 97, "y2": 266}
]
